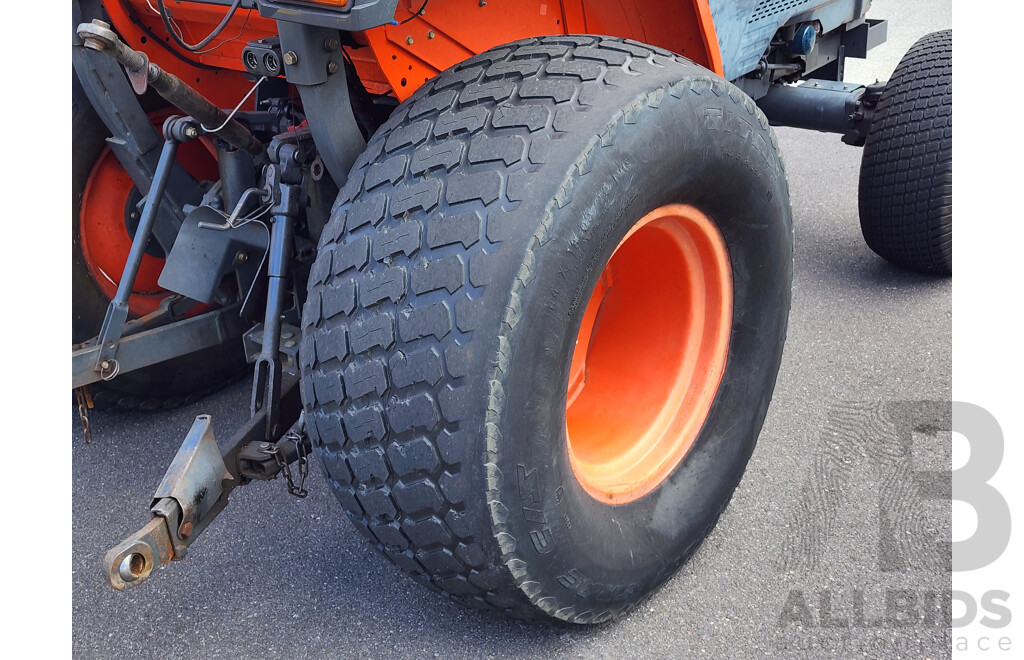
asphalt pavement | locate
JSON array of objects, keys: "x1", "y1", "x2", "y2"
[{"x1": 72, "y1": 2, "x2": 953, "y2": 657}]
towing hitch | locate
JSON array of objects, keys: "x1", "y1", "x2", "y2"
[
  {"x1": 76, "y1": 15, "x2": 326, "y2": 592},
  {"x1": 104, "y1": 375, "x2": 306, "y2": 590}
]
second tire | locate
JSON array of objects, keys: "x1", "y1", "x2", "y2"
[{"x1": 859, "y1": 30, "x2": 953, "y2": 275}]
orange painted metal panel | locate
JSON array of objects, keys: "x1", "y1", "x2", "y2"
[
  {"x1": 366, "y1": 0, "x2": 566, "y2": 101},
  {"x1": 365, "y1": 0, "x2": 722, "y2": 101},
  {"x1": 103, "y1": 0, "x2": 722, "y2": 104}
]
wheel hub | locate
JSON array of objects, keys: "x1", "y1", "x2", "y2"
[{"x1": 565, "y1": 204, "x2": 734, "y2": 504}]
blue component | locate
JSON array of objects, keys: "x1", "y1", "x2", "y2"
[{"x1": 792, "y1": 24, "x2": 817, "y2": 55}]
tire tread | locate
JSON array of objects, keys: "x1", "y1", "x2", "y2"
[{"x1": 858, "y1": 30, "x2": 953, "y2": 274}]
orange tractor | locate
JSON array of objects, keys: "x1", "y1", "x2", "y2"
[{"x1": 72, "y1": 0, "x2": 951, "y2": 623}]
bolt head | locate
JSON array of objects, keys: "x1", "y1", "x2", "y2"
[
  {"x1": 428, "y1": 30, "x2": 435, "y2": 39},
  {"x1": 235, "y1": 250, "x2": 248, "y2": 264},
  {"x1": 100, "y1": 360, "x2": 110, "y2": 370},
  {"x1": 406, "y1": 36, "x2": 414, "y2": 45},
  {"x1": 179, "y1": 521, "x2": 194, "y2": 538},
  {"x1": 283, "y1": 51, "x2": 299, "y2": 66},
  {"x1": 323, "y1": 37, "x2": 340, "y2": 51},
  {"x1": 326, "y1": 60, "x2": 339, "y2": 74},
  {"x1": 92, "y1": 19, "x2": 111, "y2": 29}
]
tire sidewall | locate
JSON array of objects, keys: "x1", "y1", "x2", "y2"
[
  {"x1": 492, "y1": 78, "x2": 793, "y2": 621},
  {"x1": 72, "y1": 74, "x2": 117, "y2": 344}
]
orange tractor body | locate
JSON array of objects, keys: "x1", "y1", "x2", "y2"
[{"x1": 103, "y1": 0, "x2": 721, "y2": 105}]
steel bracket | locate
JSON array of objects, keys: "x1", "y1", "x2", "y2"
[
  {"x1": 276, "y1": 20, "x2": 365, "y2": 187},
  {"x1": 104, "y1": 416, "x2": 230, "y2": 590},
  {"x1": 72, "y1": 305, "x2": 246, "y2": 389},
  {"x1": 152, "y1": 415, "x2": 234, "y2": 550}
]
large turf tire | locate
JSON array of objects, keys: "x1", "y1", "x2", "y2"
[
  {"x1": 72, "y1": 77, "x2": 247, "y2": 410},
  {"x1": 858, "y1": 30, "x2": 953, "y2": 275},
  {"x1": 301, "y1": 36, "x2": 792, "y2": 623}
]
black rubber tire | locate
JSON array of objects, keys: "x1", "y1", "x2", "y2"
[
  {"x1": 301, "y1": 36, "x2": 792, "y2": 623},
  {"x1": 72, "y1": 76, "x2": 247, "y2": 411},
  {"x1": 858, "y1": 30, "x2": 952, "y2": 275}
]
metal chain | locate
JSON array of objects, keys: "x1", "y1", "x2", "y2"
[
  {"x1": 289, "y1": 429, "x2": 309, "y2": 498},
  {"x1": 264, "y1": 423, "x2": 309, "y2": 498},
  {"x1": 75, "y1": 386, "x2": 94, "y2": 444}
]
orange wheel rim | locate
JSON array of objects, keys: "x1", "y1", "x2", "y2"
[
  {"x1": 79, "y1": 146, "x2": 168, "y2": 316},
  {"x1": 78, "y1": 110, "x2": 219, "y2": 317},
  {"x1": 566, "y1": 204, "x2": 733, "y2": 504}
]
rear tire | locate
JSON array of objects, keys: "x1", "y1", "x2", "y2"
[
  {"x1": 302, "y1": 36, "x2": 792, "y2": 623},
  {"x1": 858, "y1": 30, "x2": 953, "y2": 275}
]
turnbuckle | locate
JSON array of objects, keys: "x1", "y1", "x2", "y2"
[{"x1": 251, "y1": 159, "x2": 301, "y2": 442}]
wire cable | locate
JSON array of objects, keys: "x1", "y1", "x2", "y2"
[
  {"x1": 201, "y1": 76, "x2": 267, "y2": 133},
  {"x1": 156, "y1": 0, "x2": 242, "y2": 52},
  {"x1": 191, "y1": 9, "x2": 254, "y2": 56},
  {"x1": 397, "y1": 0, "x2": 430, "y2": 25}
]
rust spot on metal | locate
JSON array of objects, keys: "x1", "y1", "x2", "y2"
[{"x1": 104, "y1": 516, "x2": 175, "y2": 590}]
